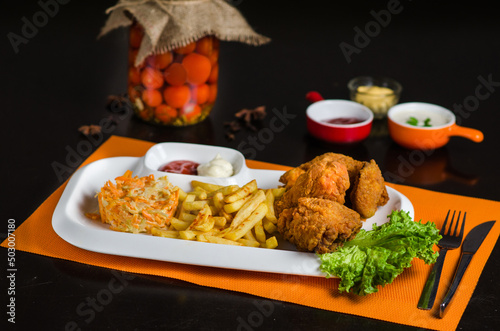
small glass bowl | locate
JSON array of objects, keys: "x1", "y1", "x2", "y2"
[{"x1": 348, "y1": 76, "x2": 402, "y2": 119}]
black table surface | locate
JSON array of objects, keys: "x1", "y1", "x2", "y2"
[{"x1": 2, "y1": 0, "x2": 499, "y2": 330}]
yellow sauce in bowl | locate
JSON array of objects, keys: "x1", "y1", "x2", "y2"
[{"x1": 354, "y1": 85, "x2": 397, "y2": 118}]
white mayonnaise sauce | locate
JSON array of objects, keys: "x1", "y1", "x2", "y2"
[{"x1": 197, "y1": 154, "x2": 234, "y2": 177}]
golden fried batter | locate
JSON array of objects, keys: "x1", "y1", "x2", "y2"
[
  {"x1": 349, "y1": 159, "x2": 389, "y2": 219},
  {"x1": 277, "y1": 197, "x2": 362, "y2": 254},
  {"x1": 279, "y1": 153, "x2": 364, "y2": 188},
  {"x1": 275, "y1": 153, "x2": 389, "y2": 253},
  {"x1": 275, "y1": 161, "x2": 350, "y2": 216}
]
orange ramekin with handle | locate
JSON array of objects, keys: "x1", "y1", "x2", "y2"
[{"x1": 387, "y1": 102, "x2": 484, "y2": 150}]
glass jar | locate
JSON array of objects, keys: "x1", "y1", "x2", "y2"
[
  {"x1": 347, "y1": 76, "x2": 402, "y2": 119},
  {"x1": 128, "y1": 23, "x2": 219, "y2": 126}
]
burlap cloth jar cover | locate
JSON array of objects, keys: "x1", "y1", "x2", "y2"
[{"x1": 100, "y1": 0, "x2": 270, "y2": 64}]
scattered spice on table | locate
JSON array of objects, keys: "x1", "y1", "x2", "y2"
[
  {"x1": 224, "y1": 121, "x2": 243, "y2": 140},
  {"x1": 225, "y1": 106, "x2": 267, "y2": 140},
  {"x1": 106, "y1": 93, "x2": 132, "y2": 114},
  {"x1": 78, "y1": 124, "x2": 102, "y2": 136},
  {"x1": 235, "y1": 106, "x2": 267, "y2": 123}
]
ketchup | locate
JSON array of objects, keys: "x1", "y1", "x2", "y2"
[
  {"x1": 324, "y1": 117, "x2": 364, "y2": 125},
  {"x1": 159, "y1": 160, "x2": 199, "y2": 175}
]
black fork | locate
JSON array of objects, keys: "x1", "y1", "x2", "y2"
[{"x1": 417, "y1": 210, "x2": 466, "y2": 310}]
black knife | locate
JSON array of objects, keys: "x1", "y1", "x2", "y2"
[{"x1": 439, "y1": 220, "x2": 496, "y2": 318}]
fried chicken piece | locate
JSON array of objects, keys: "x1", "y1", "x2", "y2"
[
  {"x1": 278, "y1": 167, "x2": 305, "y2": 189},
  {"x1": 349, "y1": 159, "x2": 389, "y2": 218},
  {"x1": 274, "y1": 153, "x2": 389, "y2": 253},
  {"x1": 279, "y1": 153, "x2": 364, "y2": 189},
  {"x1": 277, "y1": 198, "x2": 362, "y2": 253},
  {"x1": 322, "y1": 153, "x2": 365, "y2": 183},
  {"x1": 275, "y1": 161, "x2": 350, "y2": 216}
]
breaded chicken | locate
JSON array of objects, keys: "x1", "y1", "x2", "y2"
[
  {"x1": 279, "y1": 153, "x2": 364, "y2": 189},
  {"x1": 277, "y1": 198, "x2": 362, "y2": 253},
  {"x1": 275, "y1": 161, "x2": 350, "y2": 216},
  {"x1": 349, "y1": 159, "x2": 389, "y2": 218},
  {"x1": 274, "y1": 153, "x2": 389, "y2": 253}
]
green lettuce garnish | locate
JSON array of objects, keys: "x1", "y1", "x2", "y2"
[{"x1": 318, "y1": 210, "x2": 441, "y2": 296}]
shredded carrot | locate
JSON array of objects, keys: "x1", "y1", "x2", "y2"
[{"x1": 95, "y1": 170, "x2": 180, "y2": 234}]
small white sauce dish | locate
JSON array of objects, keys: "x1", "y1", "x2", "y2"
[{"x1": 387, "y1": 102, "x2": 484, "y2": 149}]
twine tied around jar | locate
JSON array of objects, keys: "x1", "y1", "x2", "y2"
[{"x1": 99, "y1": 0, "x2": 271, "y2": 66}]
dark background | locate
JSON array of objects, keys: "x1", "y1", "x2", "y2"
[{"x1": 1, "y1": 0, "x2": 499, "y2": 330}]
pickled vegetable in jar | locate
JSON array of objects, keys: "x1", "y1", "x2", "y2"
[
  {"x1": 100, "y1": 0, "x2": 270, "y2": 126},
  {"x1": 128, "y1": 23, "x2": 219, "y2": 126}
]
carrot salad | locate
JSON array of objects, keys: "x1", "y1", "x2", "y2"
[{"x1": 97, "y1": 170, "x2": 179, "y2": 233}]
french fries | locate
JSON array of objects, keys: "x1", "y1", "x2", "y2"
[
  {"x1": 150, "y1": 179, "x2": 280, "y2": 249},
  {"x1": 231, "y1": 190, "x2": 266, "y2": 227},
  {"x1": 224, "y1": 180, "x2": 258, "y2": 203},
  {"x1": 264, "y1": 189, "x2": 278, "y2": 224},
  {"x1": 224, "y1": 203, "x2": 267, "y2": 241}
]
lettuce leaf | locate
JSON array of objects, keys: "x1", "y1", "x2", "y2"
[{"x1": 318, "y1": 210, "x2": 441, "y2": 295}]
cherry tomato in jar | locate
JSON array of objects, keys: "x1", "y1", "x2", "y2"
[
  {"x1": 174, "y1": 42, "x2": 196, "y2": 54},
  {"x1": 182, "y1": 104, "x2": 202, "y2": 122},
  {"x1": 208, "y1": 84, "x2": 217, "y2": 103},
  {"x1": 129, "y1": 24, "x2": 143, "y2": 49},
  {"x1": 128, "y1": 67, "x2": 141, "y2": 85},
  {"x1": 142, "y1": 89, "x2": 163, "y2": 107},
  {"x1": 182, "y1": 53, "x2": 212, "y2": 85},
  {"x1": 195, "y1": 36, "x2": 213, "y2": 56},
  {"x1": 192, "y1": 84, "x2": 209, "y2": 104},
  {"x1": 146, "y1": 52, "x2": 173, "y2": 70},
  {"x1": 208, "y1": 64, "x2": 218, "y2": 84},
  {"x1": 164, "y1": 63, "x2": 187, "y2": 86},
  {"x1": 163, "y1": 85, "x2": 191, "y2": 108},
  {"x1": 154, "y1": 104, "x2": 177, "y2": 124},
  {"x1": 141, "y1": 67, "x2": 164, "y2": 89}
]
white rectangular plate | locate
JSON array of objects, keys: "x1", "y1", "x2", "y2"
[{"x1": 52, "y1": 144, "x2": 414, "y2": 277}]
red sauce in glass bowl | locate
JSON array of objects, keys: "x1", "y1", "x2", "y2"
[
  {"x1": 324, "y1": 117, "x2": 364, "y2": 125},
  {"x1": 159, "y1": 160, "x2": 199, "y2": 175}
]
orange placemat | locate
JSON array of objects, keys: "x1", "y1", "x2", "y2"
[{"x1": 2, "y1": 135, "x2": 499, "y2": 331}]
